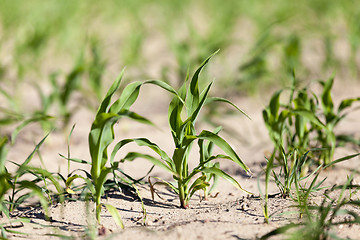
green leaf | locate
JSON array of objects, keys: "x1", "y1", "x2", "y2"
[
  {"x1": 323, "y1": 153, "x2": 360, "y2": 169},
  {"x1": 321, "y1": 77, "x2": 334, "y2": 115},
  {"x1": 109, "y1": 79, "x2": 180, "y2": 115},
  {"x1": 0, "y1": 173, "x2": 12, "y2": 200},
  {"x1": 30, "y1": 167, "x2": 63, "y2": 194},
  {"x1": 201, "y1": 166, "x2": 251, "y2": 194},
  {"x1": 197, "y1": 130, "x2": 250, "y2": 173},
  {"x1": 65, "y1": 174, "x2": 82, "y2": 189},
  {"x1": 11, "y1": 115, "x2": 54, "y2": 144},
  {"x1": 189, "y1": 175, "x2": 209, "y2": 198},
  {"x1": 338, "y1": 97, "x2": 360, "y2": 113},
  {"x1": 187, "y1": 49, "x2": 219, "y2": 116},
  {"x1": 118, "y1": 109, "x2": 155, "y2": 126},
  {"x1": 269, "y1": 90, "x2": 282, "y2": 120},
  {"x1": 109, "y1": 81, "x2": 142, "y2": 113},
  {"x1": 59, "y1": 154, "x2": 91, "y2": 165},
  {"x1": 143, "y1": 80, "x2": 181, "y2": 102},
  {"x1": 89, "y1": 113, "x2": 121, "y2": 182},
  {"x1": 151, "y1": 177, "x2": 179, "y2": 194},
  {"x1": 120, "y1": 152, "x2": 176, "y2": 176},
  {"x1": 18, "y1": 133, "x2": 50, "y2": 173},
  {"x1": 96, "y1": 69, "x2": 124, "y2": 116},
  {"x1": 110, "y1": 138, "x2": 176, "y2": 175},
  {"x1": 168, "y1": 94, "x2": 185, "y2": 144},
  {"x1": 291, "y1": 109, "x2": 326, "y2": 128},
  {"x1": 104, "y1": 204, "x2": 124, "y2": 229},
  {"x1": 189, "y1": 82, "x2": 213, "y2": 123},
  {"x1": 206, "y1": 97, "x2": 251, "y2": 119},
  {"x1": 0, "y1": 137, "x2": 8, "y2": 171}
]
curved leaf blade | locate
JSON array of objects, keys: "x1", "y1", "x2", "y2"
[{"x1": 197, "y1": 130, "x2": 250, "y2": 173}]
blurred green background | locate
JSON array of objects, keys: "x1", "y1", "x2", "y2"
[{"x1": 0, "y1": 0, "x2": 359, "y2": 132}]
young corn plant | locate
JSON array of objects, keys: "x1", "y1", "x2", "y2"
[
  {"x1": 263, "y1": 75, "x2": 360, "y2": 166},
  {"x1": 311, "y1": 77, "x2": 360, "y2": 164},
  {"x1": 112, "y1": 51, "x2": 251, "y2": 208},
  {"x1": 64, "y1": 68, "x2": 180, "y2": 224}
]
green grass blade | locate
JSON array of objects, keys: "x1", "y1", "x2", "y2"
[
  {"x1": 151, "y1": 177, "x2": 179, "y2": 194},
  {"x1": 30, "y1": 167, "x2": 63, "y2": 194},
  {"x1": 0, "y1": 137, "x2": 8, "y2": 170},
  {"x1": 189, "y1": 178, "x2": 209, "y2": 198},
  {"x1": 117, "y1": 110, "x2": 155, "y2": 126},
  {"x1": 59, "y1": 153, "x2": 91, "y2": 165},
  {"x1": 168, "y1": 95, "x2": 185, "y2": 144},
  {"x1": 11, "y1": 115, "x2": 54, "y2": 144},
  {"x1": 18, "y1": 132, "x2": 50, "y2": 172},
  {"x1": 323, "y1": 153, "x2": 360, "y2": 169},
  {"x1": 104, "y1": 204, "x2": 124, "y2": 229},
  {"x1": 65, "y1": 174, "x2": 82, "y2": 193}
]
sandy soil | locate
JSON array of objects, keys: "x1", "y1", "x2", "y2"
[{"x1": 1, "y1": 79, "x2": 360, "y2": 240}]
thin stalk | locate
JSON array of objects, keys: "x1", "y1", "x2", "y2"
[
  {"x1": 95, "y1": 193, "x2": 101, "y2": 222},
  {"x1": 178, "y1": 179, "x2": 188, "y2": 208}
]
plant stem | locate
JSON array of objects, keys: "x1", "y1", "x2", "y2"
[
  {"x1": 95, "y1": 192, "x2": 101, "y2": 222},
  {"x1": 178, "y1": 180, "x2": 188, "y2": 209}
]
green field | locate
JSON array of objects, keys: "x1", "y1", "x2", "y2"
[{"x1": 0, "y1": 1, "x2": 360, "y2": 239}]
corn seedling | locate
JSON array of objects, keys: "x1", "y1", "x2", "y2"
[
  {"x1": 111, "y1": 51, "x2": 251, "y2": 208},
  {"x1": 263, "y1": 75, "x2": 360, "y2": 166},
  {"x1": 63, "y1": 67, "x2": 181, "y2": 224}
]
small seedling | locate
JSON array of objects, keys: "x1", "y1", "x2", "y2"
[
  {"x1": 112, "y1": 51, "x2": 251, "y2": 208},
  {"x1": 263, "y1": 74, "x2": 360, "y2": 166}
]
